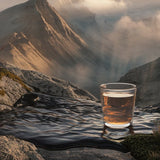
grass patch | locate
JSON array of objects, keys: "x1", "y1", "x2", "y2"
[
  {"x1": 0, "y1": 68, "x2": 31, "y2": 92},
  {"x1": 121, "y1": 134, "x2": 160, "y2": 160}
]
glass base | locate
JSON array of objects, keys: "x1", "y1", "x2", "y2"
[
  {"x1": 102, "y1": 123, "x2": 134, "y2": 141},
  {"x1": 103, "y1": 128, "x2": 130, "y2": 140},
  {"x1": 104, "y1": 122, "x2": 131, "y2": 129}
]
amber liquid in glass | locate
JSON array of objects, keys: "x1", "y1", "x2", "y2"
[{"x1": 102, "y1": 92, "x2": 135, "y2": 128}]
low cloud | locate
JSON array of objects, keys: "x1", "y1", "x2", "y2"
[
  {"x1": 107, "y1": 14, "x2": 160, "y2": 63},
  {"x1": 67, "y1": 64, "x2": 93, "y2": 87},
  {"x1": 82, "y1": 0, "x2": 126, "y2": 15}
]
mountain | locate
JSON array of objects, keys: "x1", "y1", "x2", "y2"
[
  {"x1": 0, "y1": 0, "x2": 95, "y2": 80},
  {"x1": 120, "y1": 57, "x2": 160, "y2": 107},
  {"x1": 53, "y1": 1, "x2": 99, "y2": 33},
  {"x1": 50, "y1": 0, "x2": 102, "y2": 47}
]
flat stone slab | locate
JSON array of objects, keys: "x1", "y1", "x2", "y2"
[{"x1": 38, "y1": 147, "x2": 135, "y2": 160}]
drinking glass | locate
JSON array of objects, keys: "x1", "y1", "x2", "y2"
[{"x1": 100, "y1": 83, "x2": 136, "y2": 129}]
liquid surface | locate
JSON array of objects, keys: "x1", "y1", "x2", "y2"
[
  {"x1": 0, "y1": 93, "x2": 159, "y2": 150},
  {"x1": 102, "y1": 92, "x2": 135, "y2": 126}
]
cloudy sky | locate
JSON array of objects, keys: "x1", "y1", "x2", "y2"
[
  {"x1": 1, "y1": 0, "x2": 160, "y2": 19},
  {"x1": 0, "y1": 0, "x2": 27, "y2": 11},
  {"x1": 1, "y1": 0, "x2": 160, "y2": 20}
]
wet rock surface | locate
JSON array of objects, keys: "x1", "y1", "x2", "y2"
[{"x1": 0, "y1": 92, "x2": 159, "y2": 152}]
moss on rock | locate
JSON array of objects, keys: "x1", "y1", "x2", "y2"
[
  {"x1": 0, "y1": 68, "x2": 31, "y2": 92},
  {"x1": 121, "y1": 134, "x2": 160, "y2": 160}
]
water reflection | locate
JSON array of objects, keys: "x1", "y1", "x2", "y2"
[{"x1": 101, "y1": 125, "x2": 134, "y2": 141}]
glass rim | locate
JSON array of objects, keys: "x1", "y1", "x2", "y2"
[{"x1": 100, "y1": 82, "x2": 136, "y2": 91}]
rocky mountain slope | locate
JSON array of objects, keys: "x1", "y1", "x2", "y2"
[
  {"x1": 0, "y1": 0, "x2": 95, "y2": 79},
  {"x1": 120, "y1": 57, "x2": 160, "y2": 107},
  {"x1": 0, "y1": 61, "x2": 96, "y2": 111},
  {"x1": 50, "y1": 0, "x2": 103, "y2": 58},
  {"x1": 51, "y1": 0, "x2": 99, "y2": 35}
]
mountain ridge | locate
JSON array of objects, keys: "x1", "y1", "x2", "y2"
[
  {"x1": 120, "y1": 57, "x2": 160, "y2": 107},
  {"x1": 0, "y1": 0, "x2": 94, "y2": 79}
]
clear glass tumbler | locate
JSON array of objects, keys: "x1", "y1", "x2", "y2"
[{"x1": 100, "y1": 83, "x2": 136, "y2": 129}]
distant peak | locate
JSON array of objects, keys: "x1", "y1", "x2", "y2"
[{"x1": 24, "y1": 0, "x2": 52, "y2": 14}]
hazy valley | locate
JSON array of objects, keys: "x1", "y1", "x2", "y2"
[{"x1": 50, "y1": 0, "x2": 160, "y2": 84}]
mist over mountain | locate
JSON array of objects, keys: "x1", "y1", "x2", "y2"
[
  {"x1": 0, "y1": 0, "x2": 103, "y2": 92},
  {"x1": 51, "y1": 0, "x2": 160, "y2": 81}
]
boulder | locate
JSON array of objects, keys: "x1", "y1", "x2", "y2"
[
  {"x1": 0, "y1": 68, "x2": 30, "y2": 109},
  {"x1": 38, "y1": 147, "x2": 135, "y2": 160},
  {"x1": 0, "y1": 135, "x2": 44, "y2": 160}
]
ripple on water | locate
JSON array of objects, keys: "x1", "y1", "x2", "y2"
[{"x1": 0, "y1": 93, "x2": 159, "y2": 150}]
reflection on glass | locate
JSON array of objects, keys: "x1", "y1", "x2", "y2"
[{"x1": 101, "y1": 124, "x2": 134, "y2": 141}]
